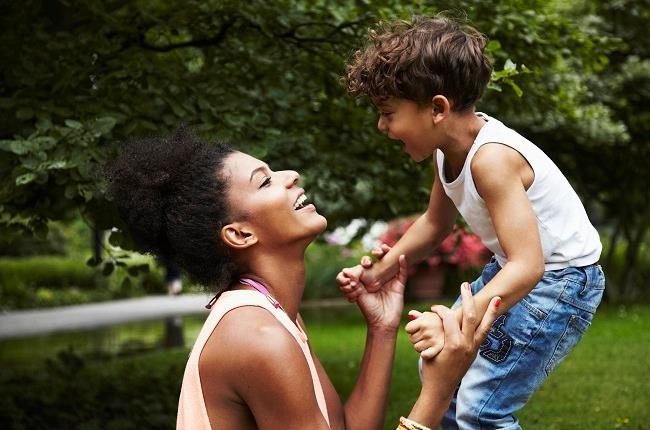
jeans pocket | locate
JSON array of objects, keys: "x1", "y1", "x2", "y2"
[{"x1": 544, "y1": 314, "x2": 592, "y2": 376}]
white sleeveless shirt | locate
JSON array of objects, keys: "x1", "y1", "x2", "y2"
[{"x1": 436, "y1": 113, "x2": 601, "y2": 270}]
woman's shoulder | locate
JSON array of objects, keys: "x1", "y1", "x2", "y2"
[{"x1": 201, "y1": 305, "x2": 305, "y2": 373}]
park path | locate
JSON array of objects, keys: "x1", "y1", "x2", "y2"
[{"x1": 0, "y1": 294, "x2": 348, "y2": 340}]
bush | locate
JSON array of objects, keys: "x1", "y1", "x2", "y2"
[
  {"x1": 304, "y1": 242, "x2": 360, "y2": 300},
  {"x1": 0, "y1": 349, "x2": 183, "y2": 430},
  {"x1": 0, "y1": 256, "x2": 165, "y2": 310}
]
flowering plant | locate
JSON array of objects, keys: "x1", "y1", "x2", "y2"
[{"x1": 379, "y1": 216, "x2": 490, "y2": 272}]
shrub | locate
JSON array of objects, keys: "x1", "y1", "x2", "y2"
[
  {"x1": 304, "y1": 242, "x2": 360, "y2": 300},
  {"x1": 0, "y1": 256, "x2": 166, "y2": 310},
  {"x1": 379, "y1": 216, "x2": 491, "y2": 298},
  {"x1": 0, "y1": 349, "x2": 183, "y2": 430},
  {"x1": 379, "y1": 217, "x2": 490, "y2": 272}
]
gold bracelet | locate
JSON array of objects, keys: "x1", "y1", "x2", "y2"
[{"x1": 398, "y1": 416, "x2": 432, "y2": 430}]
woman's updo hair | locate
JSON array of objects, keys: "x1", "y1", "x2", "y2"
[{"x1": 104, "y1": 126, "x2": 237, "y2": 290}]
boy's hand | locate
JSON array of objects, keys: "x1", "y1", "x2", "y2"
[
  {"x1": 337, "y1": 243, "x2": 392, "y2": 302},
  {"x1": 417, "y1": 285, "x2": 501, "y2": 414},
  {"x1": 337, "y1": 264, "x2": 365, "y2": 302},
  {"x1": 405, "y1": 310, "x2": 445, "y2": 359},
  {"x1": 356, "y1": 254, "x2": 408, "y2": 331}
]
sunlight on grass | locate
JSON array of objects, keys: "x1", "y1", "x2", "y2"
[{"x1": 304, "y1": 303, "x2": 650, "y2": 430}]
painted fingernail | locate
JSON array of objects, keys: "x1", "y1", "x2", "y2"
[
  {"x1": 495, "y1": 298, "x2": 502, "y2": 308},
  {"x1": 407, "y1": 313, "x2": 418, "y2": 321}
]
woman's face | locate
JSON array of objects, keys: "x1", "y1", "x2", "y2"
[{"x1": 223, "y1": 152, "x2": 327, "y2": 247}]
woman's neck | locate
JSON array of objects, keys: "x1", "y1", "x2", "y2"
[{"x1": 240, "y1": 251, "x2": 306, "y2": 320}]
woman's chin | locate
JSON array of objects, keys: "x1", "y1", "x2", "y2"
[
  {"x1": 315, "y1": 214, "x2": 328, "y2": 233},
  {"x1": 305, "y1": 215, "x2": 328, "y2": 242}
]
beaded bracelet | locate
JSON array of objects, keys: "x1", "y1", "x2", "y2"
[{"x1": 396, "y1": 416, "x2": 432, "y2": 430}]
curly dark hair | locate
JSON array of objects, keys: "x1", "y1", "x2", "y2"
[
  {"x1": 345, "y1": 14, "x2": 493, "y2": 112},
  {"x1": 103, "y1": 126, "x2": 238, "y2": 291}
]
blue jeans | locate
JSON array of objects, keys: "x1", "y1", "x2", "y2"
[{"x1": 442, "y1": 257, "x2": 605, "y2": 429}]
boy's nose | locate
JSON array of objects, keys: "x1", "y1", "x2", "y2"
[{"x1": 377, "y1": 116, "x2": 386, "y2": 133}]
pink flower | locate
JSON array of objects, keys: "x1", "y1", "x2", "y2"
[{"x1": 379, "y1": 217, "x2": 490, "y2": 269}]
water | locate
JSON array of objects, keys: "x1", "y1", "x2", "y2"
[
  {"x1": 0, "y1": 314, "x2": 207, "y2": 369},
  {"x1": 0, "y1": 301, "x2": 357, "y2": 369}
]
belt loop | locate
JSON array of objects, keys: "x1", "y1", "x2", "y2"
[{"x1": 582, "y1": 264, "x2": 593, "y2": 294}]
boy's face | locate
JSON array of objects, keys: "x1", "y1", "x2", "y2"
[{"x1": 375, "y1": 98, "x2": 438, "y2": 162}]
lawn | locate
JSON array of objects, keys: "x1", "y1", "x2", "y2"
[
  {"x1": 303, "y1": 302, "x2": 650, "y2": 430},
  {"x1": 0, "y1": 302, "x2": 648, "y2": 429}
]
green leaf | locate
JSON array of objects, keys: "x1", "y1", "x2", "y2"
[
  {"x1": 16, "y1": 173, "x2": 37, "y2": 186},
  {"x1": 88, "y1": 116, "x2": 117, "y2": 137},
  {"x1": 64, "y1": 119, "x2": 83, "y2": 129}
]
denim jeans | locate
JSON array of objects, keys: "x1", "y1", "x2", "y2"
[{"x1": 441, "y1": 257, "x2": 605, "y2": 430}]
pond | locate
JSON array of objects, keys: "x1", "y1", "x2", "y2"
[
  {"x1": 0, "y1": 300, "x2": 358, "y2": 370},
  {"x1": 0, "y1": 314, "x2": 207, "y2": 369}
]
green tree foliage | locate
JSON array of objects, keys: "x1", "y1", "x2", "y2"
[{"x1": 0, "y1": 1, "x2": 647, "y2": 298}]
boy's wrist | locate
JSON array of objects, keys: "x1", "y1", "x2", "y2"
[{"x1": 360, "y1": 264, "x2": 379, "y2": 288}]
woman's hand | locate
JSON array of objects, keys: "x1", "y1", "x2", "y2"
[
  {"x1": 337, "y1": 243, "x2": 392, "y2": 302},
  {"x1": 407, "y1": 283, "x2": 501, "y2": 427},
  {"x1": 356, "y1": 254, "x2": 408, "y2": 332}
]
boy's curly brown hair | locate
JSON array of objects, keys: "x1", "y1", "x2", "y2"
[{"x1": 345, "y1": 14, "x2": 492, "y2": 112}]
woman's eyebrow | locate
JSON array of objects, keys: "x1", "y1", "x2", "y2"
[{"x1": 249, "y1": 165, "x2": 270, "y2": 182}]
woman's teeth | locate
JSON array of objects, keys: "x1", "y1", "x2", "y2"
[{"x1": 294, "y1": 194, "x2": 307, "y2": 210}]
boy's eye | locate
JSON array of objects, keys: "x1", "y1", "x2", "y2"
[
  {"x1": 380, "y1": 112, "x2": 393, "y2": 118},
  {"x1": 259, "y1": 177, "x2": 271, "y2": 188}
]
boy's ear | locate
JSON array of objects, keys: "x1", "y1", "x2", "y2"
[
  {"x1": 221, "y1": 223, "x2": 258, "y2": 250},
  {"x1": 431, "y1": 95, "x2": 451, "y2": 124}
]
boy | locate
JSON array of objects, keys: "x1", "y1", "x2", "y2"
[{"x1": 337, "y1": 15, "x2": 605, "y2": 429}]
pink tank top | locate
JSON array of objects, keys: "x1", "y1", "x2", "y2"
[{"x1": 176, "y1": 287, "x2": 330, "y2": 429}]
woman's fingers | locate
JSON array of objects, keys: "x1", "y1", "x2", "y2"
[
  {"x1": 459, "y1": 282, "x2": 478, "y2": 343},
  {"x1": 431, "y1": 305, "x2": 461, "y2": 346},
  {"x1": 360, "y1": 255, "x2": 373, "y2": 268},
  {"x1": 396, "y1": 254, "x2": 408, "y2": 285},
  {"x1": 474, "y1": 296, "x2": 501, "y2": 344}
]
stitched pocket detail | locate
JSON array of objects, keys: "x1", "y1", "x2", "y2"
[{"x1": 544, "y1": 314, "x2": 591, "y2": 376}]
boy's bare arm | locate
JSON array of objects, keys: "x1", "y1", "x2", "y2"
[
  {"x1": 466, "y1": 143, "x2": 545, "y2": 321},
  {"x1": 361, "y1": 174, "x2": 457, "y2": 291}
]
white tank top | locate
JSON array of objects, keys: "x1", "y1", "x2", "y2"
[{"x1": 436, "y1": 113, "x2": 601, "y2": 270}]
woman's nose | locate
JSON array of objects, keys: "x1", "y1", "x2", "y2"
[{"x1": 284, "y1": 170, "x2": 299, "y2": 187}]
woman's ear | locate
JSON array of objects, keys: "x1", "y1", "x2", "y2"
[
  {"x1": 431, "y1": 95, "x2": 451, "y2": 124},
  {"x1": 221, "y1": 223, "x2": 258, "y2": 250}
]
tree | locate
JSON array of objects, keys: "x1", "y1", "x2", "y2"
[{"x1": 1, "y1": 0, "x2": 646, "y2": 298}]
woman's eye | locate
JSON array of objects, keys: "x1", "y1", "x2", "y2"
[{"x1": 260, "y1": 177, "x2": 271, "y2": 188}]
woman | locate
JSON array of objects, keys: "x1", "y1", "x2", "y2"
[{"x1": 104, "y1": 127, "x2": 499, "y2": 430}]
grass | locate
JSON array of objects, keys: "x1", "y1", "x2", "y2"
[
  {"x1": 302, "y1": 302, "x2": 650, "y2": 430},
  {"x1": 0, "y1": 303, "x2": 648, "y2": 429}
]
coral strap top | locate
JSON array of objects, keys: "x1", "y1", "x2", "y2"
[{"x1": 176, "y1": 280, "x2": 330, "y2": 429}]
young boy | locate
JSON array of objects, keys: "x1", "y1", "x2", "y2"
[{"x1": 337, "y1": 15, "x2": 605, "y2": 429}]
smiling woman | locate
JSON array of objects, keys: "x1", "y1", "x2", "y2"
[{"x1": 103, "y1": 126, "x2": 498, "y2": 430}]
